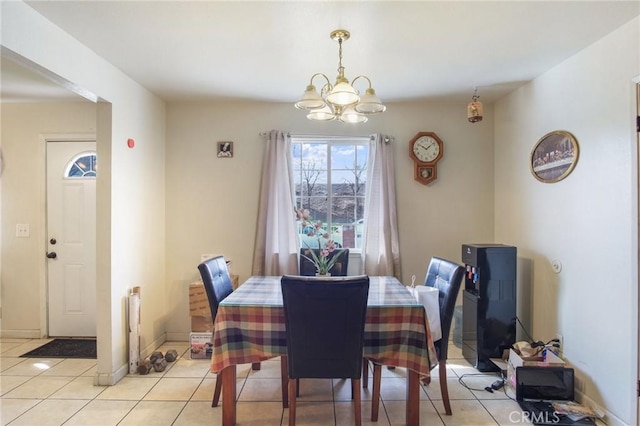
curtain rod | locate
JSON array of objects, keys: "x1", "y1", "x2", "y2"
[{"x1": 259, "y1": 132, "x2": 394, "y2": 143}]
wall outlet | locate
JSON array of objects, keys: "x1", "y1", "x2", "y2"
[
  {"x1": 555, "y1": 333, "x2": 563, "y2": 355},
  {"x1": 16, "y1": 223, "x2": 30, "y2": 238}
]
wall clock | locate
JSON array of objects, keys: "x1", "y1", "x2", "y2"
[{"x1": 409, "y1": 132, "x2": 443, "y2": 185}]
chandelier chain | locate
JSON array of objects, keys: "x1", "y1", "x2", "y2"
[
  {"x1": 337, "y1": 36, "x2": 343, "y2": 74},
  {"x1": 472, "y1": 86, "x2": 480, "y2": 102}
]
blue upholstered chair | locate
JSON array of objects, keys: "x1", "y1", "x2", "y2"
[{"x1": 281, "y1": 274, "x2": 369, "y2": 426}]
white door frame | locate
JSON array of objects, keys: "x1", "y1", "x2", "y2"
[
  {"x1": 635, "y1": 79, "x2": 640, "y2": 426},
  {"x1": 40, "y1": 133, "x2": 96, "y2": 337},
  {"x1": 633, "y1": 77, "x2": 640, "y2": 426}
]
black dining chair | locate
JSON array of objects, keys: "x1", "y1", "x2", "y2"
[
  {"x1": 368, "y1": 256, "x2": 464, "y2": 418},
  {"x1": 281, "y1": 274, "x2": 369, "y2": 426},
  {"x1": 299, "y1": 248, "x2": 349, "y2": 276},
  {"x1": 421, "y1": 256, "x2": 465, "y2": 414},
  {"x1": 197, "y1": 255, "x2": 234, "y2": 407}
]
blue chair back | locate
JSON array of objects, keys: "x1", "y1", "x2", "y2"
[
  {"x1": 299, "y1": 248, "x2": 349, "y2": 276},
  {"x1": 281, "y1": 275, "x2": 369, "y2": 379},
  {"x1": 423, "y1": 257, "x2": 465, "y2": 360},
  {"x1": 197, "y1": 256, "x2": 234, "y2": 320}
]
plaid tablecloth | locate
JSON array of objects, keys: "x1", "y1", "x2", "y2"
[{"x1": 210, "y1": 276, "x2": 438, "y2": 376}]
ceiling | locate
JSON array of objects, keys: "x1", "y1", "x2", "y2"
[{"x1": 2, "y1": 1, "x2": 639, "y2": 104}]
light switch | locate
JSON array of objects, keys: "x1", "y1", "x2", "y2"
[{"x1": 16, "y1": 224, "x2": 30, "y2": 238}]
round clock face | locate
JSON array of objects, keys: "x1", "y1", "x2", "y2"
[{"x1": 412, "y1": 136, "x2": 440, "y2": 163}]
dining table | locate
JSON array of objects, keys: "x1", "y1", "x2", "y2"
[{"x1": 210, "y1": 275, "x2": 438, "y2": 426}]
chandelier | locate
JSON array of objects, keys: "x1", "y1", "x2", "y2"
[{"x1": 294, "y1": 29, "x2": 386, "y2": 124}]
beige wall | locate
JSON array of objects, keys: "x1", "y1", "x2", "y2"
[
  {"x1": 3, "y1": 3, "x2": 639, "y2": 422},
  {"x1": 1, "y1": 102, "x2": 96, "y2": 335},
  {"x1": 164, "y1": 100, "x2": 496, "y2": 339},
  {"x1": 2, "y1": 2, "x2": 167, "y2": 385},
  {"x1": 494, "y1": 17, "x2": 639, "y2": 426}
]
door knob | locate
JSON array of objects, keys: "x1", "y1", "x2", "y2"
[{"x1": 46, "y1": 252, "x2": 57, "y2": 259}]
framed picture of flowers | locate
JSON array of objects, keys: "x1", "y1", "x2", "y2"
[{"x1": 530, "y1": 130, "x2": 579, "y2": 183}]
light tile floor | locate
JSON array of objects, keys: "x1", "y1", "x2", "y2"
[{"x1": 1, "y1": 338, "x2": 531, "y2": 425}]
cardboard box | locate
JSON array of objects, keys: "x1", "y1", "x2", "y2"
[
  {"x1": 189, "y1": 332, "x2": 213, "y2": 359},
  {"x1": 507, "y1": 348, "x2": 564, "y2": 388},
  {"x1": 191, "y1": 315, "x2": 214, "y2": 332},
  {"x1": 189, "y1": 276, "x2": 240, "y2": 315},
  {"x1": 489, "y1": 349, "x2": 510, "y2": 376},
  {"x1": 189, "y1": 282, "x2": 210, "y2": 316}
]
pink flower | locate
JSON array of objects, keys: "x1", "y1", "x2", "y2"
[
  {"x1": 296, "y1": 208, "x2": 312, "y2": 221},
  {"x1": 295, "y1": 207, "x2": 344, "y2": 275}
]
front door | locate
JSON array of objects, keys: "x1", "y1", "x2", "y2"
[{"x1": 46, "y1": 141, "x2": 96, "y2": 337}]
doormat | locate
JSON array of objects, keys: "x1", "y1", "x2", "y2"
[{"x1": 20, "y1": 339, "x2": 96, "y2": 359}]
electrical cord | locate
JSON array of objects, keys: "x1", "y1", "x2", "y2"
[
  {"x1": 515, "y1": 316, "x2": 561, "y2": 355},
  {"x1": 494, "y1": 370, "x2": 518, "y2": 401},
  {"x1": 515, "y1": 316, "x2": 534, "y2": 342},
  {"x1": 530, "y1": 338, "x2": 561, "y2": 356},
  {"x1": 457, "y1": 372, "x2": 503, "y2": 393}
]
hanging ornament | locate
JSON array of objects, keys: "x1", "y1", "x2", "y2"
[{"x1": 467, "y1": 87, "x2": 483, "y2": 123}]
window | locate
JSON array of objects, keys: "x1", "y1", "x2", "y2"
[
  {"x1": 65, "y1": 152, "x2": 97, "y2": 178},
  {"x1": 292, "y1": 137, "x2": 368, "y2": 250}
]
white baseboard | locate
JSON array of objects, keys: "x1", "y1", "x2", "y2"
[
  {"x1": 577, "y1": 391, "x2": 624, "y2": 426},
  {"x1": 140, "y1": 333, "x2": 168, "y2": 359},
  {"x1": 0, "y1": 329, "x2": 43, "y2": 339},
  {"x1": 166, "y1": 331, "x2": 190, "y2": 342},
  {"x1": 93, "y1": 362, "x2": 128, "y2": 386}
]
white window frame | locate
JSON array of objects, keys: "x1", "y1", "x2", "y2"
[
  {"x1": 64, "y1": 151, "x2": 97, "y2": 179},
  {"x1": 291, "y1": 135, "x2": 369, "y2": 252}
]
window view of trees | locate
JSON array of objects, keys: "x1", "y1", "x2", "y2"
[{"x1": 292, "y1": 138, "x2": 368, "y2": 250}]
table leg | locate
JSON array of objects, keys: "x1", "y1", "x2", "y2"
[
  {"x1": 406, "y1": 369, "x2": 420, "y2": 426},
  {"x1": 221, "y1": 365, "x2": 237, "y2": 426},
  {"x1": 280, "y1": 356, "x2": 289, "y2": 408}
]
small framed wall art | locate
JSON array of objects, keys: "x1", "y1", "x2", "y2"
[
  {"x1": 530, "y1": 130, "x2": 579, "y2": 183},
  {"x1": 217, "y1": 141, "x2": 233, "y2": 158}
]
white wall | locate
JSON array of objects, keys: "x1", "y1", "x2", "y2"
[
  {"x1": 1, "y1": 1, "x2": 167, "y2": 385},
  {"x1": 494, "y1": 17, "x2": 639, "y2": 426},
  {"x1": 164, "y1": 100, "x2": 495, "y2": 339}
]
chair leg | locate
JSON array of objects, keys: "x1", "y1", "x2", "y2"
[
  {"x1": 371, "y1": 363, "x2": 381, "y2": 421},
  {"x1": 353, "y1": 378, "x2": 362, "y2": 426},
  {"x1": 296, "y1": 378, "x2": 300, "y2": 397},
  {"x1": 439, "y1": 360, "x2": 452, "y2": 415},
  {"x1": 280, "y1": 356, "x2": 289, "y2": 408},
  {"x1": 212, "y1": 375, "x2": 222, "y2": 407},
  {"x1": 362, "y1": 358, "x2": 368, "y2": 388},
  {"x1": 288, "y1": 378, "x2": 297, "y2": 426}
]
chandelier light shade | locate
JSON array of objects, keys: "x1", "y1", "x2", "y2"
[
  {"x1": 295, "y1": 29, "x2": 386, "y2": 123},
  {"x1": 467, "y1": 87, "x2": 484, "y2": 123}
]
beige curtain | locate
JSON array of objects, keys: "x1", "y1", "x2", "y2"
[
  {"x1": 361, "y1": 134, "x2": 400, "y2": 278},
  {"x1": 252, "y1": 130, "x2": 299, "y2": 276}
]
